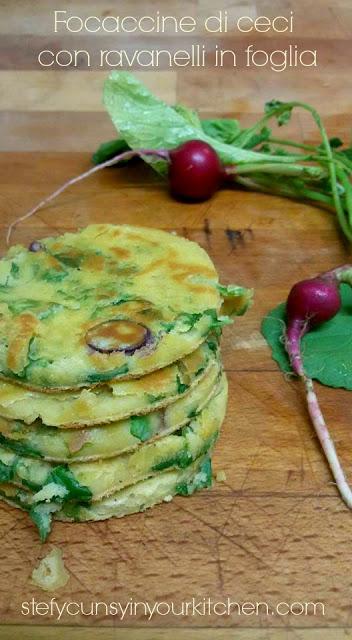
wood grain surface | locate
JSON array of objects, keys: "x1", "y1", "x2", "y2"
[{"x1": 0, "y1": 1, "x2": 352, "y2": 638}]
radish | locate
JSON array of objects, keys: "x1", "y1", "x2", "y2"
[
  {"x1": 284, "y1": 267, "x2": 352, "y2": 508},
  {"x1": 286, "y1": 277, "x2": 341, "y2": 377},
  {"x1": 6, "y1": 141, "x2": 225, "y2": 245},
  {"x1": 168, "y1": 140, "x2": 224, "y2": 201}
]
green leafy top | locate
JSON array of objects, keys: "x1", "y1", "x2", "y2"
[
  {"x1": 201, "y1": 118, "x2": 241, "y2": 144},
  {"x1": 261, "y1": 283, "x2": 352, "y2": 389},
  {"x1": 102, "y1": 71, "x2": 301, "y2": 174},
  {"x1": 92, "y1": 138, "x2": 130, "y2": 165}
]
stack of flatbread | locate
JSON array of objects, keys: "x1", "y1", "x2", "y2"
[{"x1": 0, "y1": 224, "x2": 251, "y2": 540}]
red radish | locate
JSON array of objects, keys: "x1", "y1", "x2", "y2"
[
  {"x1": 284, "y1": 268, "x2": 352, "y2": 509},
  {"x1": 168, "y1": 140, "x2": 223, "y2": 201},
  {"x1": 286, "y1": 277, "x2": 341, "y2": 376},
  {"x1": 287, "y1": 277, "x2": 341, "y2": 329},
  {"x1": 6, "y1": 141, "x2": 226, "y2": 245}
]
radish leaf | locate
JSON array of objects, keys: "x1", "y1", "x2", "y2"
[
  {"x1": 173, "y1": 104, "x2": 202, "y2": 128},
  {"x1": 92, "y1": 138, "x2": 130, "y2": 165},
  {"x1": 201, "y1": 119, "x2": 241, "y2": 144},
  {"x1": 102, "y1": 71, "x2": 302, "y2": 176}
]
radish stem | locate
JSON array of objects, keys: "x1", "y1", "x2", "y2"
[
  {"x1": 234, "y1": 162, "x2": 323, "y2": 178},
  {"x1": 267, "y1": 137, "x2": 318, "y2": 153}
]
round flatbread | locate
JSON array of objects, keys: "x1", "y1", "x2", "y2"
[
  {"x1": 0, "y1": 374, "x2": 227, "y2": 502},
  {"x1": 0, "y1": 453, "x2": 213, "y2": 528},
  {"x1": 0, "y1": 338, "x2": 217, "y2": 428},
  {"x1": 0, "y1": 224, "x2": 250, "y2": 390},
  {"x1": 0, "y1": 358, "x2": 221, "y2": 462}
]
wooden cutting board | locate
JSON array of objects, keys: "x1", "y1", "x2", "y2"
[
  {"x1": 1, "y1": 0, "x2": 352, "y2": 637},
  {"x1": 0, "y1": 153, "x2": 351, "y2": 640}
]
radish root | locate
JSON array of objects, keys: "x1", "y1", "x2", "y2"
[
  {"x1": 6, "y1": 149, "x2": 169, "y2": 246},
  {"x1": 303, "y1": 373, "x2": 352, "y2": 508}
]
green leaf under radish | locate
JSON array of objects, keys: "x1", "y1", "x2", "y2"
[{"x1": 262, "y1": 283, "x2": 352, "y2": 389}]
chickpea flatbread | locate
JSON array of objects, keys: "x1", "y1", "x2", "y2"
[
  {"x1": 0, "y1": 224, "x2": 251, "y2": 390},
  {"x1": 0, "y1": 338, "x2": 217, "y2": 428},
  {"x1": 0, "y1": 357, "x2": 221, "y2": 462},
  {"x1": 0, "y1": 374, "x2": 227, "y2": 503}
]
